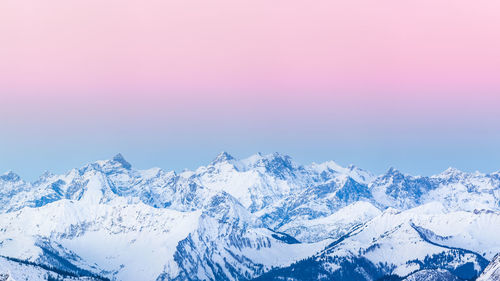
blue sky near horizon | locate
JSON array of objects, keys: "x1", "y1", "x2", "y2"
[{"x1": 2, "y1": 124, "x2": 499, "y2": 181}]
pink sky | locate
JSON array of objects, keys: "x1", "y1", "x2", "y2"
[
  {"x1": 1, "y1": 0, "x2": 500, "y2": 178},
  {"x1": 2, "y1": 0, "x2": 500, "y2": 97}
]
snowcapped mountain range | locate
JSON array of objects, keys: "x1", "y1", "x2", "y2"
[{"x1": 0, "y1": 152, "x2": 499, "y2": 281}]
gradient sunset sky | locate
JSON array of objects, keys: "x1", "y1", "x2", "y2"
[{"x1": 1, "y1": 0, "x2": 500, "y2": 179}]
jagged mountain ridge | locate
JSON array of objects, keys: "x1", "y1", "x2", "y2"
[{"x1": 0, "y1": 152, "x2": 499, "y2": 281}]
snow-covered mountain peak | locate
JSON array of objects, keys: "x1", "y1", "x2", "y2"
[
  {"x1": 38, "y1": 170, "x2": 55, "y2": 180},
  {"x1": 0, "y1": 171, "x2": 22, "y2": 182},
  {"x1": 239, "y1": 152, "x2": 295, "y2": 170},
  {"x1": 443, "y1": 166, "x2": 463, "y2": 174},
  {"x1": 385, "y1": 167, "x2": 404, "y2": 177},
  {"x1": 309, "y1": 161, "x2": 374, "y2": 184},
  {"x1": 77, "y1": 154, "x2": 134, "y2": 176},
  {"x1": 373, "y1": 166, "x2": 410, "y2": 184},
  {"x1": 31, "y1": 171, "x2": 60, "y2": 187},
  {"x1": 211, "y1": 151, "x2": 235, "y2": 165},
  {"x1": 435, "y1": 167, "x2": 467, "y2": 179},
  {"x1": 111, "y1": 153, "x2": 132, "y2": 169},
  {"x1": 309, "y1": 160, "x2": 344, "y2": 172}
]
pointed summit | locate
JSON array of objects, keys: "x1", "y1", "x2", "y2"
[
  {"x1": 385, "y1": 167, "x2": 403, "y2": 177},
  {"x1": 41, "y1": 170, "x2": 54, "y2": 178},
  {"x1": 211, "y1": 151, "x2": 235, "y2": 165},
  {"x1": 442, "y1": 167, "x2": 463, "y2": 175},
  {"x1": 112, "y1": 153, "x2": 132, "y2": 169},
  {"x1": 437, "y1": 167, "x2": 465, "y2": 178},
  {"x1": 0, "y1": 171, "x2": 21, "y2": 182}
]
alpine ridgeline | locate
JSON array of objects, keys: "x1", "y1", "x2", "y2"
[{"x1": 0, "y1": 152, "x2": 499, "y2": 281}]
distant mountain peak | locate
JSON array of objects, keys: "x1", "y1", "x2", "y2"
[
  {"x1": 112, "y1": 153, "x2": 132, "y2": 169},
  {"x1": 441, "y1": 167, "x2": 464, "y2": 176},
  {"x1": 0, "y1": 171, "x2": 21, "y2": 182},
  {"x1": 211, "y1": 151, "x2": 235, "y2": 164},
  {"x1": 33, "y1": 170, "x2": 55, "y2": 184},
  {"x1": 254, "y1": 152, "x2": 293, "y2": 164},
  {"x1": 386, "y1": 167, "x2": 402, "y2": 176},
  {"x1": 270, "y1": 151, "x2": 291, "y2": 159},
  {"x1": 41, "y1": 170, "x2": 54, "y2": 178}
]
